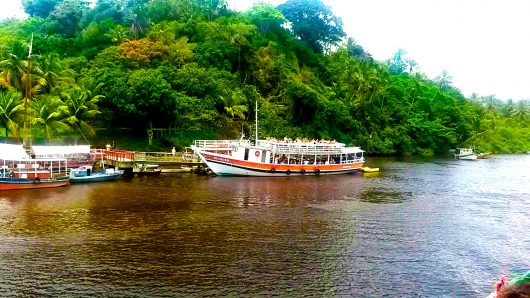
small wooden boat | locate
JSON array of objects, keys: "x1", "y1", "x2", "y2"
[
  {"x1": 361, "y1": 167, "x2": 379, "y2": 172},
  {"x1": 477, "y1": 152, "x2": 490, "y2": 159},
  {"x1": 133, "y1": 164, "x2": 162, "y2": 176},
  {"x1": 69, "y1": 166, "x2": 123, "y2": 183}
]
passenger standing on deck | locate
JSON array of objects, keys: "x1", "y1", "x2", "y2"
[{"x1": 171, "y1": 147, "x2": 176, "y2": 156}]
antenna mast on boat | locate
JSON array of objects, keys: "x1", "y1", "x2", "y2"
[
  {"x1": 23, "y1": 33, "x2": 33, "y2": 149},
  {"x1": 255, "y1": 101, "x2": 258, "y2": 143}
]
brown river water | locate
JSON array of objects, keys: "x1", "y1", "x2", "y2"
[{"x1": 0, "y1": 155, "x2": 529, "y2": 297}]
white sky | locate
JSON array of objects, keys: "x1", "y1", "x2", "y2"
[{"x1": 2, "y1": 0, "x2": 529, "y2": 100}]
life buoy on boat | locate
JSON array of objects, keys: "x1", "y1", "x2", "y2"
[
  {"x1": 300, "y1": 169, "x2": 306, "y2": 175},
  {"x1": 33, "y1": 177, "x2": 41, "y2": 183},
  {"x1": 270, "y1": 168, "x2": 276, "y2": 173},
  {"x1": 314, "y1": 169, "x2": 320, "y2": 176},
  {"x1": 255, "y1": 151, "x2": 260, "y2": 157},
  {"x1": 286, "y1": 169, "x2": 291, "y2": 175}
]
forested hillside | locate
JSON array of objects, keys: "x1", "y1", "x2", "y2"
[{"x1": 1, "y1": 0, "x2": 529, "y2": 154}]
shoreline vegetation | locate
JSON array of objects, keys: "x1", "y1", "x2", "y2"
[{"x1": 1, "y1": 0, "x2": 529, "y2": 155}]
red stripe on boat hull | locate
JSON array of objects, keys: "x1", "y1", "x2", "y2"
[
  {"x1": 201, "y1": 153, "x2": 364, "y2": 176},
  {"x1": 0, "y1": 180, "x2": 69, "y2": 191}
]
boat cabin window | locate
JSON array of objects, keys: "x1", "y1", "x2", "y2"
[
  {"x1": 244, "y1": 148, "x2": 249, "y2": 161},
  {"x1": 261, "y1": 150, "x2": 267, "y2": 163}
]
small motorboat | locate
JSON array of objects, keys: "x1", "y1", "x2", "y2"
[
  {"x1": 454, "y1": 148, "x2": 478, "y2": 160},
  {"x1": 133, "y1": 164, "x2": 162, "y2": 176},
  {"x1": 360, "y1": 167, "x2": 379, "y2": 172},
  {"x1": 69, "y1": 166, "x2": 123, "y2": 183}
]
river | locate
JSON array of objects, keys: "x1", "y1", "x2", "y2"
[{"x1": 0, "y1": 155, "x2": 529, "y2": 297}]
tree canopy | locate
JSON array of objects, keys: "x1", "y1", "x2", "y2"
[{"x1": 0, "y1": 0, "x2": 527, "y2": 153}]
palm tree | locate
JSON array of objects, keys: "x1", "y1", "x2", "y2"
[
  {"x1": 37, "y1": 53, "x2": 76, "y2": 93},
  {"x1": 512, "y1": 100, "x2": 529, "y2": 124},
  {"x1": 0, "y1": 89, "x2": 24, "y2": 142},
  {"x1": 0, "y1": 41, "x2": 29, "y2": 92},
  {"x1": 61, "y1": 82, "x2": 103, "y2": 140},
  {"x1": 354, "y1": 60, "x2": 379, "y2": 105},
  {"x1": 106, "y1": 25, "x2": 131, "y2": 44},
  {"x1": 30, "y1": 94, "x2": 70, "y2": 140},
  {"x1": 435, "y1": 69, "x2": 453, "y2": 91},
  {"x1": 222, "y1": 89, "x2": 248, "y2": 120}
]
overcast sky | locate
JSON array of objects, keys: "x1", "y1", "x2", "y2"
[{"x1": 2, "y1": 0, "x2": 529, "y2": 100}]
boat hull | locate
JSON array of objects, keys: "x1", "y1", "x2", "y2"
[
  {"x1": 200, "y1": 152, "x2": 364, "y2": 177},
  {"x1": 456, "y1": 154, "x2": 478, "y2": 160},
  {"x1": 0, "y1": 177, "x2": 69, "y2": 190},
  {"x1": 69, "y1": 173, "x2": 123, "y2": 183}
]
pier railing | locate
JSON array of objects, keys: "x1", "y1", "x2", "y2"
[
  {"x1": 134, "y1": 151, "x2": 199, "y2": 162},
  {"x1": 194, "y1": 140, "x2": 249, "y2": 151},
  {"x1": 104, "y1": 150, "x2": 135, "y2": 162}
]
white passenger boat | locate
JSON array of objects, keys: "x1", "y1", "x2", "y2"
[
  {"x1": 191, "y1": 138, "x2": 365, "y2": 176},
  {"x1": 191, "y1": 102, "x2": 365, "y2": 176},
  {"x1": 454, "y1": 148, "x2": 478, "y2": 160}
]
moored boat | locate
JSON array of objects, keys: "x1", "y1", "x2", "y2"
[
  {"x1": 133, "y1": 164, "x2": 162, "y2": 176},
  {"x1": 454, "y1": 148, "x2": 478, "y2": 160},
  {"x1": 361, "y1": 167, "x2": 379, "y2": 172},
  {"x1": 191, "y1": 138, "x2": 365, "y2": 177},
  {"x1": 0, "y1": 157, "x2": 69, "y2": 190},
  {"x1": 69, "y1": 166, "x2": 124, "y2": 183}
]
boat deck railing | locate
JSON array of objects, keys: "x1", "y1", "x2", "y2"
[
  {"x1": 257, "y1": 141, "x2": 346, "y2": 155},
  {"x1": 194, "y1": 140, "x2": 249, "y2": 151}
]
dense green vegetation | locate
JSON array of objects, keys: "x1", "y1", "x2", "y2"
[{"x1": 1, "y1": 0, "x2": 529, "y2": 154}]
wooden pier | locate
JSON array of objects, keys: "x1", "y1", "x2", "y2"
[{"x1": 99, "y1": 149, "x2": 206, "y2": 174}]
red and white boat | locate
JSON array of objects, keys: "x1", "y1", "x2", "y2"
[
  {"x1": 0, "y1": 144, "x2": 69, "y2": 190},
  {"x1": 191, "y1": 138, "x2": 365, "y2": 177}
]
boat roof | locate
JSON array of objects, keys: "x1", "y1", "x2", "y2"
[
  {"x1": 31, "y1": 145, "x2": 91, "y2": 155},
  {"x1": 256, "y1": 140, "x2": 364, "y2": 154},
  {"x1": 0, "y1": 144, "x2": 29, "y2": 160},
  {"x1": 2, "y1": 158, "x2": 67, "y2": 162}
]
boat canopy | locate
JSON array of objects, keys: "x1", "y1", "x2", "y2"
[
  {"x1": 31, "y1": 145, "x2": 91, "y2": 156},
  {"x1": 343, "y1": 147, "x2": 364, "y2": 154},
  {"x1": 0, "y1": 144, "x2": 29, "y2": 160}
]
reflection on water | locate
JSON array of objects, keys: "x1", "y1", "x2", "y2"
[
  {"x1": 0, "y1": 155, "x2": 529, "y2": 297},
  {"x1": 358, "y1": 189, "x2": 411, "y2": 204}
]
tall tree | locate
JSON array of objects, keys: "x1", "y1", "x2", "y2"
[
  {"x1": 278, "y1": 0, "x2": 345, "y2": 53},
  {"x1": 388, "y1": 48, "x2": 407, "y2": 75},
  {"x1": 435, "y1": 69, "x2": 453, "y2": 92},
  {"x1": 22, "y1": 0, "x2": 63, "y2": 18},
  {"x1": 346, "y1": 38, "x2": 371, "y2": 60},
  {"x1": 195, "y1": 0, "x2": 229, "y2": 23},
  {"x1": 244, "y1": 3, "x2": 286, "y2": 38},
  {"x1": 49, "y1": 0, "x2": 90, "y2": 37}
]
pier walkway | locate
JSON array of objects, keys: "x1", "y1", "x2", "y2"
[{"x1": 98, "y1": 149, "x2": 204, "y2": 173}]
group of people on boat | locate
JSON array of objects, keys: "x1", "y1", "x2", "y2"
[
  {"x1": 276, "y1": 155, "x2": 338, "y2": 165},
  {"x1": 265, "y1": 136, "x2": 337, "y2": 145}
]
